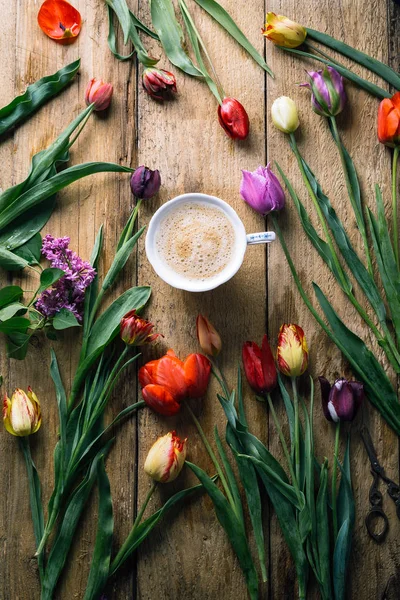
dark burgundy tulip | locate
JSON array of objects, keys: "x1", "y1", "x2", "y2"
[
  {"x1": 242, "y1": 334, "x2": 277, "y2": 396},
  {"x1": 319, "y1": 377, "x2": 364, "y2": 423},
  {"x1": 130, "y1": 166, "x2": 161, "y2": 200},
  {"x1": 218, "y1": 97, "x2": 250, "y2": 140}
]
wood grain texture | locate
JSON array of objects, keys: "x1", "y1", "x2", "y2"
[{"x1": 0, "y1": 0, "x2": 399, "y2": 599}]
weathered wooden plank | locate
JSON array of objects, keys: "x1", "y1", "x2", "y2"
[
  {"x1": 135, "y1": 0, "x2": 268, "y2": 598},
  {"x1": 267, "y1": 0, "x2": 399, "y2": 598}
]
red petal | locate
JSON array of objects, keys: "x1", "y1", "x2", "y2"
[
  {"x1": 183, "y1": 354, "x2": 211, "y2": 398},
  {"x1": 142, "y1": 385, "x2": 181, "y2": 416}
]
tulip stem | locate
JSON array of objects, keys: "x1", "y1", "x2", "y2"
[
  {"x1": 110, "y1": 482, "x2": 157, "y2": 575},
  {"x1": 267, "y1": 393, "x2": 302, "y2": 501},
  {"x1": 332, "y1": 421, "x2": 341, "y2": 540},
  {"x1": 186, "y1": 403, "x2": 237, "y2": 512},
  {"x1": 19, "y1": 437, "x2": 45, "y2": 583},
  {"x1": 329, "y1": 116, "x2": 373, "y2": 276},
  {"x1": 392, "y1": 145, "x2": 400, "y2": 271},
  {"x1": 291, "y1": 377, "x2": 301, "y2": 485},
  {"x1": 117, "y1": 198, "x2": 143, "y2": 251},
  {"x1": 210, "y1": 358, "x2": 230, "y2": 399}
]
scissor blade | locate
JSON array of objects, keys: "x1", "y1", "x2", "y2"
[{"x1": 361, "y1": 427, "x2": 381, "y2": 470}]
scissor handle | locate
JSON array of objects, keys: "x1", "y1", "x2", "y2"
[{"x1": 365, "y1": 506, "x2": 389, "y2": 543}]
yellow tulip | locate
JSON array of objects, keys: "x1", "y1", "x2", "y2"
[
  {"x1": 277, "y1": 324, "x2": 309, "y2": 377},
  {"x1": 263, "y1": 13, "x2": 307, "y2": 49},
  {"x1": 144, "y1": 431, "x2": 187, "y2": 483},
  {"x1": 3, "y1": 388, "x2": 41, "y2": 436}
]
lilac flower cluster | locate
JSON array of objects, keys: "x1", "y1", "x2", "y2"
[{"x1": 35, "y1": 235, "x2": 96, "y2": 322}]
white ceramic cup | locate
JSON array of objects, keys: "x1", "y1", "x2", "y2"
[{"x1": 145, "y1": 192, "x2": 275, "y2": 292}]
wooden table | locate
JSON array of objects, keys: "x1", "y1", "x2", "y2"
[{"x1": 1, "y1": 1, "x2": 400, "y2": 598}]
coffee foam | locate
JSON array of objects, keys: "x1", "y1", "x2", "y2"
[{"x1": 155, "y1": 202, "x2": 235, "y2": 282}]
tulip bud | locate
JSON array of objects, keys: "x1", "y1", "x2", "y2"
[
  {"x1": 378, "y1": 92, "x2": 400, "y2": 147},
  {"x1": 277, "y1": 324, "x2": 308, "y2": 377},
  {"x1": 262, "y1": 13, "x2": 307, "y2": 49},
  {"x1": 142, "y1": 68, "x2": 177, "y2": 101},
  {"x1": 3, "y1": 387, "x2": 41, "y2": 436},
  {"x1": 144, "y1": 431, "x2": 187, "y2": 482},
  {"x1": 130, "y1": 166, "x2": 161, "y2": 200},
  {"x1": 271, "y1": 96, "x2": 299, "y2": 133},
  {"x1": 242, "y1": 334, "x2": 277, "y2": 396},
  {"x1": 319, "y1": 377, "x2": 364, "y2": 423},
  {"x1": 196, "y1": 315, "x2": 222, "y2": 357},
  {"x1": 120, "y1": 310, "x2": 161, "y2": 346},
  {"x1": 300, "y1": 67, "x2": 346, "y2": 117},
  {"x1": 240, "y1": 163, "x2": 285, "y2": 215},
  {"x1": 218, "y1": 98, "x2": 250, "y2": 140},
  {"x1": 85, "y1": 78, "x2": 113, "y2": 111}
]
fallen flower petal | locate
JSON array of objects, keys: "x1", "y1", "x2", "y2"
[{"x1": 38, "y1": 0, "x2": 81, "y2": 44}]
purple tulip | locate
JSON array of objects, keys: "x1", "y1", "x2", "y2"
[
  {"x1": 130, "y1": 166, "x2": 161, "y2": 200},
  {"x1": 240, "y1": 163, "x2": 285, "y2": 215},
  {"x1": 300, "y1": 66, "x2": 346, "y2": 117},
  {"x1": 319, "y1": 377, "x2": 364, "y2": 423}
]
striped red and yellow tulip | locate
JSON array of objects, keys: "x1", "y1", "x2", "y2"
[
  {"x1": 262, "y1": 13, "x2": 306, "y2": 49},
  {"x1": 144, "y1": 431, "x2": 187, "y2": 483},
  {"x1": 3, "y1": 387, "x2": 41, "y2": 437},
  {"x1": 277, "y1": 323, "x2": 308, "y2": 377},
  {"x1": 120, "y1": 310, "x2": 161, "y2": 347}
]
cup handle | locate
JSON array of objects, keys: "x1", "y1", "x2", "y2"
[{"x1": 246, "y1": 232, "x2": 276, "y2": 245}]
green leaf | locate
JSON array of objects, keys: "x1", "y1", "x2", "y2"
[
  {"x1": 71, "y1": 286, "x2": 151, "y2": 397},
  {"x1": 281, "y1": 47, "x2": 391, "y2": 100},
  {"x1": 0, "y1": 317, "x2": 30, "y2": 333},
  {"x1": 13, "y1": 233, "x2": 42, "y2": 265},
  {"x1": 107, "y1": 4, "x2": 159, "y2": 66},
  {"x1": 0, "y1": 162, "x2": 132, "y2": 232},
  {"x1": 150, "y1": 0, "x2": 203, "y2": 77},
  {"x1": 6, "y1": 331, "x2": 31, "y2": 359},
  {"x1": 313, "y1": 283, "x2": 400, "y2": 434},
  {"x1": 131, "y1": 12, "x2": 159, "y2": 39},
  {"x1": 83, "y1": 459, "x2": 113, "y2": 600},
  {"x1": 38, "y1": 268, "x2": 65, "y2": 293},
  {"x1": 0, "y1": 59, "x2": 80, "y2": 137},
  {"x1": 110, "y1": 480, "x2": 207, "y2": 575},
  {"x1": 102, "y1": 226, "x2": 145, "y2": 291},
  {"x1": 214, "y1": 426, "x2": 244, "y2": 523},
  {"x1": 105, "y1": 0, "x2": 131, "y2": 43},
  {"x1": 0, "y1": 303, "x2": 27, "y2": 321},
  {"x1": 187, "y1": 461, "x2": 259, "y2": 600},
  {"x1": 315, "y1": 460, "x2": 332, "y2": 600},
  {"x1": 336, "y1": 436, "x2": 355, "y2": 532},
  {"x1": 41, "y1": 444, "x2": 112, "y2": 600},
  {"x1": 53, "y1": 308, "x2": 81, "y2": 331},
  {"x1": 0, "y1": 197, "x2": 56, "y2": 251},
  {"x1": 0, "y1": 285, "x2": 23, "y2": 307},
  {"x1": 227, "y1": 425, "x2": 267, "y2": 582},
  {"x1": 306, "y1": 29, "x2": 400, "y2": 90},
  {"x1": 0, "y1": 246, "x2": 29, "y2": 271},
  {"x1": 333, "y1": 520, "x2": 351, "y2": 600},
  {"x1": 193, "y1": 0, "x2": 274, "y2": 76},
  {"x1": 179, "y1": 0, "x2": 223, "y2": 104},
  {"x1": 50, "y1": 349, "x2": 68, "y2": 465},
  {"x1": 277, "y1": 372, "x2": 295, "y2": 448},
  {"x1": 276, "y1": 161, "x2": 351, "y2": 292}
]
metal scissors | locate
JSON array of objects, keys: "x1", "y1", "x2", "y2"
[{"x1": 360, "y1": 427, "x2": 400, "y2": 543}]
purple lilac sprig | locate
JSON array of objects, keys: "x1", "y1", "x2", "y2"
[{"x1": 35, "y1": 235, "x2": 96, "y2": 322}]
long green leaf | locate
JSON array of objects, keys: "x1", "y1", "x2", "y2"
[
  {"x1": 0, "y1": 162, "x2": 132, "y2": 231},
  {"x1": 214, "y1": 426, "x2": 244, "y2": 522},
  {"x1": 194, "y1": 0, "x2": 273, "y2": 76},
  {"x1": 306, "y1": 29, "x2": 400, "y2": 90},
  {"x1": 110, "y1": 480, "x2": 206, "y2": 575},
  {"x1": 313, "y1": 283, "x2": 400, "y2": 434},
  {"x1": 107, "y1": 4, "x2": 159, "y2": 66},
  {"x1": 105, "y1": 0, "x2": 131, "y2": 43},
  {"x1": 71, "y1": 286, "x2": 151, "y2": 397},
  {"x1": 50, "y1": 350, "x2": 68, "y2": 468},
  {"x1": 41, "y1": 444, "x2": 112, "y2": 600},
  {"x1": 83, "y1": 459, "x2": 113, "y2": 600},
  {"x1": 0, "y1": 246, "x2": 29, "y2": 271},
  {"x1": 0, "y1": 285, "x2": 23, "y2": 307},
  {"x1": 187, "y1": 461, "x2": 259, "y2": 600},
  {"x1": 101, "y1": 227, "x2": 145, "y2": 290},
  {"x1": 281, "y1": 47, "x2": 391, "y2": 100},
  {"x1": 333, "y1": 519, "x2": 351, "y2": 600},
  {"x1": 0, "y1": 59, "x2": 80, "y2": 137},
  {"x1": 315, "y1": 460, "x2": 332, "y2": 600},
  {"x1": 150, "y1": 0, "x2": 203, "y2": 77}
]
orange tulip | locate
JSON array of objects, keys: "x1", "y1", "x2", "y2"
[
  {"x1": 378, "y1": 92, "x2": 400, "y2": 147},
  {"x1": 139, "y1": 349, "x2": 211, "y2": 415},
  {"x1": 277, "y1": 324, "x2": 308, "y2": 377},
  {"x1": 144, "y1": 431, "x2": 187, "y2": 483},
  {"x1": 38, "y1": 0, "x2": 81, "y2": 44},
  {"x1": 196, "y1": 314, "x2": 222, "y2": 357}
]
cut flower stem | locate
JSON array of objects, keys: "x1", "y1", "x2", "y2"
[
  {"x1": 332, "y1": 421, "x2": 341, "y2": 540},
  {"x1": 392, "y1": 146, "x2": 400, "y2": 270}
]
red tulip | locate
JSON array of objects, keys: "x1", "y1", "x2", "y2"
[
  {"x1": 120, "y1": 310, "x2": 161, "y2": 346},
  {"x1": 139, "y1": 349, "x2": 211, "y2": 415},
  {"x1": 142, "y1": 68, "x2": 177, "y2": 101},
  {"x1": 378, "y1": 92, "x2": 400, "y2": 147},
  {"x1": 242, "y1": 334, "x2": 277, "y2": 395},
  {"x1": 85, "y1": 79, "x2": 113, "y2": 112},
  {"x1": 218, "y1": 98, "x2": 250, "y2": 140},
  {"x1": 37, "y1": 0, "x2": 81, "y2": 44}
]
